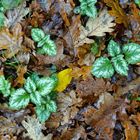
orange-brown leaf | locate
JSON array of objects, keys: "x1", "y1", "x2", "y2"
[{"x1": 104, "y1": 0, "x2": 129, "y2": 27}]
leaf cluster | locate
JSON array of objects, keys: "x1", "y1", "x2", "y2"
[
  {"x1": 92, "y1": 40, "x2": 140, "y2": 78},
  {"x1": 0, "y1": 73, "x2": 58, "y2": 122},
  {"x1": 74, "y1": 0, "x2": 97, "y2": 18},
  {"x1": 31, "y1": 28, "x2": 57, "y2": 56}
]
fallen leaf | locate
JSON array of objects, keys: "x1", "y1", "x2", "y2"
[
  {"x1": 55, "y1": 68, "x2": 72, "y2": 92},
  {"x1": 122, "y1": 120, "x2": 138, "y2": 140},
  {"x1": 74, "y1": 9, "x2": 116, "y2": 47},
  {"x1": 0, "y1": 23, "x2": 23, "y2": 58},
  {"x1": 13, "y1": 65, "x2": 27, "y2": 87},
  {"x1": 104, "y1": 0, "x2": 129, "y2": 27}
]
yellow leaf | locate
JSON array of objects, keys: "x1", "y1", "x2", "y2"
[{"x1": 55, "y1": 68, "x2": 72, "y2": 92}]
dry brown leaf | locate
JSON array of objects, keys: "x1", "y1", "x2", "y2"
[
  {"x1": 71, "y1": 66, "x2": 91, "y2": 80},
  {"x1": 57, "y1": 90, "x2": 82, "y2": 124},
  {"x1": 122, "y1": 121, "x2": 138, "y2": 140},
  {"x1": 13, "y1": 65, "x2": 27, "y2": 87},
  {"x1": 76, "y1": 76, "x2": 113, "y2": 97},
  {"x1": 74, "y1": 9, "x2": 116, "y2": 47},
  {"x1": 104, "y1": 0, "x2": 129, "y2": 27},
  {"x1": 22, "y1": 116, "x2": 52, "y2": 140},
  {"x1": 0, "y1": 23, "x2": 23, "y2": 58}
]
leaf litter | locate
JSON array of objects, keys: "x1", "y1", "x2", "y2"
[{"x1": 0, "y1": 0, "x2": 140, "y2": 140}]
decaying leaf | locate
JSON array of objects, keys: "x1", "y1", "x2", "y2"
[
  {"x1": 0, "y1": 23, "x2": 23, "y2": 58},
  {"x1": 104, "y1": 0, "x2": 129, "y2": 27},
  {"x1": 22, "y1": 115, "x2": 52, "y2": 140},
  {"x1": 74, "y1": 9, "x2": 116, "y2": 47},
  {"x1": 122, "y1": 120, "x2": 138, "y2": 140},
  {"x1": 13, "y1": 65, "x2": 27, "y2": 87}
]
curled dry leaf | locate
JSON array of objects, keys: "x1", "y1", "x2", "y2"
[
  {"x1": 22, "y1": 115, "x2": 52, "y2": 140},
  {"x1": 13, "y1": 65, "x2": 27, "y2": 87},
  {"x1": 0, "y1": 23, "x2": 23, "y2": 58},
  {"x1": 104, "y1": 0, "x2": 129, "y2": 27}
]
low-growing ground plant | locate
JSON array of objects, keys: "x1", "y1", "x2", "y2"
[
  {"x1": 92, "y1": 40, "x2": 140, "y2": 78},
  {"x1": 0, "y1": 73, "x2": 58, "y2": 122}
]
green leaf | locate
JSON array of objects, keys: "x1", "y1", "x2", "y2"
[
  {"x1": 80, "y1": 0, "x2": 97, "y2": 18},
  {"x1": 37, "y1": 76, "x2": 58, "y2": 96},
  {"x1": 91, "y1": 42, "x2": 99, "y2": 55},
  {"x1": 46, "y1": 100, "x2": 57, "y2": 112},
  {"x1": 123, "y1": 43, "x2": 140, "y2": 64},
  {"x1": 24, "y1": 77, "x2": 36, "y2": 93},
  {"x1": 37, "y1": 36, "x2": 57, "y2": 56},
  {"x1": 111, "y1": 54, "x2": 128, "y2": 76},
  {"x1": 1, "y1": 0, "x2": 22, "y2": 10},
  {"x1": 107, "y1": 40, "x2": 121, "y2": 57},
  {"x1": 0, "y1": 76, "x2": 11, "y2": 97},
  {"x1": 0, "y1": 12, "x2": 5, "y2": 28},
  {"x1": 134, "y1": 0, "x2": 140, "y2": 7},
  {"x1": 31, "y1": 28, "x2": 45, "y2": 42},
  {"x1": 35, "y1": 104, "x2": 51, "y2": 123},
  {"x1": 91, "y1": 57, "x2": 114, "y2": 78},
  {"x1": 9, "y1": 88, "x2": 30, "y2": 110},
  {"x1": 30, "y1": 91, "x2": 43, "y2": 105}
]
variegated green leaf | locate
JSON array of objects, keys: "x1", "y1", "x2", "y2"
[
  {"x1": 91, "y1": 57, "x2": 114, "y2": 78},
  {"x1": 123, "y1": 43, "x2": 140, "y2": 64},
  {"x1": 30, "y1": 91, "x2": 43, "y2": 105},
  {"x1": 31, "y1": 28, "x2": 45, "y2": 42},
  {"x1": 107, "y1": 40, "x2": 121, "y2": 57},
  {"x1": 0, "y1": 75, "x2": 11, "y2": 97},
  {"x1": 37, "y1": 38, "x2": 57, "y2": 56},
  {"x1": 111, "y1": 54, "x2": 128, "y2": 76},
  {"x1": 36, "y1": 75, "x2": 58, "y2": 96},
  {"x1": 79, "y1": 0, "x2": 97, "y2": 18},
  {"x1": 9, "y1": 88, "x2": 30, "y2": 110},
  {"x1": 24, "y1": 77, "x2": 36, "y2": 94}
]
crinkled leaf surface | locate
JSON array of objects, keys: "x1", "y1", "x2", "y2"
[
  {"x1": 107, "y1": 40, "x2": 121, "y2": 57},
  {"x1": 24, "y1": 77, "x2": 36, "y2": 93},
  {"x1": 9, "y1": 88, "x2": 30, "y2": 110},
  {"x1": 31, "y1": 28, "x2": 45, "y2": 42},
  {"x1": 79, "y1": 0, "x2": 97, "y2": 18},
  {"x1": 36, "y1": 75, "x2": 58, "y2": 96},
  {"x1": 112, "y1": 54, "x2": 128, "y2": 76},
  {"x1": 92, "y1": 57, "x2": 114, "y2": 78},
  {"x1": 0, "y1": 76, "x2": 11, "y2": 97},
  {"x1": 123, "y1": 43, "x2": 140, "y2": 64},
  {"x1": 37, "y1": 37, "x2": 57, "y2": 56},
  {"x1": 35, "y1": 104, "x2": 51, "y2": 123},
  {"x1": 30, "y1": 91, "x2": 43, "y2": 105},
  {"x1": 55, "y1": 68, "x2": 72, "y2": 92}
]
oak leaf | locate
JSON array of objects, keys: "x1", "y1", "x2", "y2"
[{"x1": 74, "y1": 9, "x2": 116, "y2": 47}]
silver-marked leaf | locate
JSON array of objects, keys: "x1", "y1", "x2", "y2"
[
  {"x1": 30, "y1": 91, "x2": 43, "y2": 105},
  {"x1": 9, "y1": 88, "x2": 30, "y2": 110},
  {"x1": 123, "y1": 43, "x2": 140, "y2": 64},
  {"x1": 31, "y1": 28, "x2": 45, "y2": 42},
  {"x1": 107, "y1": 40, "x2": 121, "y2": 57},
  {"x1": 35, "y1": 104, "x2": 51, "y2": 123},
  {"x1": 37, "y1": 38, "x2": 57, "y2": 56},
  {"x1": 112, "y1": 54, "x2": 128, "y2": 76},
  {"x1": 92, "y1": 57, "x2": 114, "y2": 78},
  {"x1": 0, "y1": 75, "x2": 11, "y2": 97},
  {"x1": 37, "y1": 76, "x2": 57, "y2": 96},
  {"x1": 46, "y1": 100, "x2": 57, "y2": 113},
  {"x1": 24, "y1": 77, "x2": 36, "y2": 93}
]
